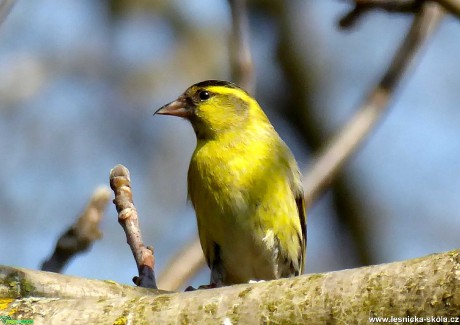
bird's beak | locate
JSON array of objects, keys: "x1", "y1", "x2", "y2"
[{"x1": 154, "y1": 96, "x2": 191, "y2": 118}]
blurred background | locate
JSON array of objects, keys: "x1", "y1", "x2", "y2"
[{"x1": 0, "y1": 0, "x2": 459, "y2": 289}]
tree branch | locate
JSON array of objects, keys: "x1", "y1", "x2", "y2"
[
  {"x1": 41, "y1": 186, "x2": 111, "y2": 273},
  {"x1": 0, "y1": 0, "x2": 16, "y2": 27},
  {"x1": 340, "y1": 0, "x2": 457, "y2": 27},
  {"x1": 303, "y1": 2, "x2": 444, "y2": 206},
  {"x1": 438, "y1": 0, "x2": 460, "y2": 17},
  {"x1": 157, "y1": 238, "x2": 205, "y2": 291},
  {"x1": 228, "y1": 0, "x2": 255, "y2": 93},
  {"x1": 109, "y1": 164, "x2": 157, "y2": 289},
  {"x1": 2, "y1": 249, "x2": 459, "y2": 323},
  {"x1": 339, "y1": 0, "x2": 420, "y2": 28}
]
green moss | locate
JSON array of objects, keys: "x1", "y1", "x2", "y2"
[
  {"x1": 8, "y1": 281, "x2": 18, "y2": 288},
  {"x1": 237, "y1": 286, "x2": 253, "y2": 299},
  {"x1": 260, "y1": 298, "x2": 302, "y2": 325},
  {"x1": 1, "y1": 272, "x2": 36, "y2": 298},
  {"x1": 22, "y1": 280, "x2": 35, "y2": 294},
  {"x1": 266, "y1": 302, "x2": 278, "y2": 314},
  {"x1": 104, "y1": 280, "x2": 118, "y2": 285},
  {"x1": 178, "y1": 311, "x2": 190, "y2": 325},
  {"x1": 204, "y1": 302, "x2": 218, "y2": 315},
  {"x1": 134, "y1": 302, "x2": 147, "y2": 324},
  {"x1": 447, "y1": 250, "x2": 460, "y2": 264},
  {"x1": 112, "y1": 298, "x2": 139, "y2": 325},
  {"x1": 307, "y1": 273, "x2": 325, "y2": 280},
  {"x1": 442, "y1": 293, "x2": 453, "y2": 307},
  {"x1": 222, "y1": 303, "x2": 241, "y2": 324},
  {"x1": 103, "y1": 303, "x2": 114, "y2": 314},
  {"x1": 151, "y1": 295, "x2": 172, "y2": 312},
  {"x1": 363, "y1": 273, "x2": 386, "y2": 313}
]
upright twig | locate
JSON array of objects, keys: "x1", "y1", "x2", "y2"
[
  {"x1": 41, "y1": 186, "x2": 111, "y2": 273},
  {"x1": 228, "y1": 0, "x2": 255, "y2": 93},
  {"x1": 110, "y1": 164, "x2": 157, "y2": 289},
  {"x1": 303, "y1": 2, "x2": 444, "y2": 206}
]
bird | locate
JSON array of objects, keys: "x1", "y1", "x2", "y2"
[{"x1": 155, "y1": 80, "x2": 306, "y2": 286}]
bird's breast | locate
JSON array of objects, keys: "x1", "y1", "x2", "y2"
[{"x1": 188, "y1": 149, "x2": 251, "y2": 217}]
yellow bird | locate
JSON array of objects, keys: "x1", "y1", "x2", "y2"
[{"x1": 155, "y1": 80, "x2": 306, "y2": 286}]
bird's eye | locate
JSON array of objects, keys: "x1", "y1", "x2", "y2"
[{"x1": 198, "y1": 90, "x2": 210, "y2": 101}]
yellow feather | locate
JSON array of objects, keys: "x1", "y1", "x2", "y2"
[{"x1": 156, "y1": 80, "x2": 306, "y2": 285}]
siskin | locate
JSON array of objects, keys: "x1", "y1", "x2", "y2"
[{"x1": 155, "y1": 80, "x2": 306, "y2": 286}]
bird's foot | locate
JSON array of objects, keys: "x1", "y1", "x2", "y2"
[{"x1": 185, "y1": 283, "x2": 220, "y2": 291}]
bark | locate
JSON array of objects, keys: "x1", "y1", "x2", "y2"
[{"x1": 1, "y1": 249, "x2": 459, "y2": 324}]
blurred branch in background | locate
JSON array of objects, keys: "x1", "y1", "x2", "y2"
[
  {"x1": 157, "y1": 0, "x2": 255, "y2": 291},
  {"x1": 0, "y1": 0, "x2": 15, "y2": 27},
  {"x1": 41, "y1": 186, "x2": 111, "y2": 273},
  {"x1": 228, "y1": 0, "x2": 255, "y2": 93},
  {"x1": 271, "y1": 1, "x2": 375, "y2": 266},
  {"x1": 303, "y1": 1, "x2": 443, "y2": 266},
  {"x1": 339, "y1": 0, "x2": 421, "y2": 28},
  {"x1": 340, "y1": 0, "x2": 458, "y2": 27},
  {"x1": 110, "y1": 165, "x2": 157, "y2": 289},
  {"x1": 304, "y1": 2, "x2": 445, "y2": 206},
  {"x1": 438, "y1": 0, "x2": 460, "y2": 17},
  {"x1": 157, "y1": 238, "x2": 204, "y2": 291}
]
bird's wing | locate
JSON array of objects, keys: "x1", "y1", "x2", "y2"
[{"x1": 295, "y1": 192, "x2": 307, "y2": 274}]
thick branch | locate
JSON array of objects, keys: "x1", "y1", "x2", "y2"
[
  {"x1": 41, "y1": 186, "x2": 111, "y2": 273},
  {"x1": 1, "y1": 265, "x2": 164, "y2": 300},
  {"x1": 2, "y1": 249, "x2": 459, "y2": 323},
  {"x1": 109, "y1": 164, "x2": 157, "y2": 289}
]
